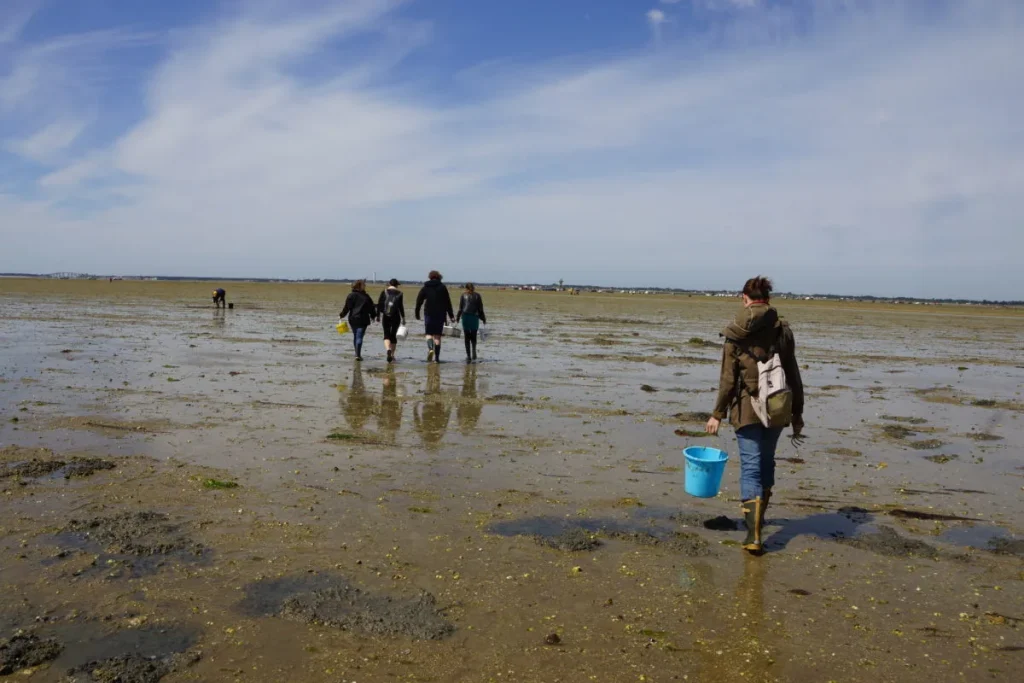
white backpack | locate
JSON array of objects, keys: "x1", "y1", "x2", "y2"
[{"x1": 750, "y1": 350, "x2": 793, "y2": 428}]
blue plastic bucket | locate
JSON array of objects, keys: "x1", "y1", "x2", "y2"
[{"x1": 683, "y1": 446, "x2": 729, "y2": 498}]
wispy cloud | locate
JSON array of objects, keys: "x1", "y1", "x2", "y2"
[
  {"x1": 0, "y1": 0, "x2": 38, "y2": 45},
  {"x1": 0, "y1": 0, "x2": 1022, "y2": 297},
  {"x1": 646, "y1": 8, "x2": 667, "y2": 44},
  {"x1": 6, "y1": 119, "x2": 88, "y2": 163}
]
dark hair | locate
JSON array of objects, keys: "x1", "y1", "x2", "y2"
[
  {"x1": 388, "y1": 278, "x2": 400, "y2": 287},
  {"x1": 464, "y1": 283, "x2": 475, "y2": 293},
  {"x1": 742, "y1": 276, "x2": 773, "y2": 301},
  {"x1": 352, "y1": 279, "x2": 366, "y2": 293},
  {"x1": 428, "y1": 270, "x2": 442, "y2": 281}
]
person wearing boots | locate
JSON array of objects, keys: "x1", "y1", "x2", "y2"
[
  {"x1": 414, "y1": 270, "x2": 455, "y2": 363},
  {"x1": 339, "y1": 279, "x2": 377, "y2": 361},
  {"x1": 377, "y1": 279, "x2": 406, "y2": 363},
  {"x1": 705, "y1": 276, "x2": 804, "y2": 554},
  {"x1": 455, "y1": 283, "x2": 487, "y2": 362}
]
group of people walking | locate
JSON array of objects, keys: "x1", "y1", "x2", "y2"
[{"x1": 339, "y1": 271, "x2": 487, "y2": 364}]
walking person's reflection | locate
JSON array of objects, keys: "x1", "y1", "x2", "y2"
[
  {"x1": 378, "y1": 369, "x2": 403, "y2": 443},
  {"x1": 340, "y1": 361, "x2": 377, "y2": 432},
  {"x1": 457, "y1": 363, "x2": 482, "y2": 435},
  {"x1": 413, "y1": 364, "x2": 450, "y2": 450}
]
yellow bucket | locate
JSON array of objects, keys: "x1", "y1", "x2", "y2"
[{"x1": 336, "y1": 320, "x2": 350, "y2": 335}]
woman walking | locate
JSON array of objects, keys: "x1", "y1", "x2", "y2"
[
  {"x1": 456, "y1": 283, "x2": 487, "y2": 362},
  {"x1": 415, "y1": 271, "x2": 455, "y2": 363},
  {"x1": 705, "y1": 276, "x2": 804, "y2": 554},
  {"x1": 377, "y1": 279, "x2": 406, "y2": 363},
  {"x1": 339, "y1": 279, "x2": 377, "y2": 361}
]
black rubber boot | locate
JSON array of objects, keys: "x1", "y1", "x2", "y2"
[{"x1": 741, "y1": 498, "x2": 763, "y2": 554}]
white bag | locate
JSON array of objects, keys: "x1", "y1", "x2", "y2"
[
  {"x1": 750, "y1": 352, "x2": 793, "y2": 428},
  {"x1": 442, "y1": 324, "x2": 462, "y2": 338},
  {"x1": 396, "y1": 325, "x2": 409, "y2": 341}
]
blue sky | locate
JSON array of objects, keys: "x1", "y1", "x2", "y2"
[{"x1": 1, "y1": 0, "x2": 1022, "y2": 298}]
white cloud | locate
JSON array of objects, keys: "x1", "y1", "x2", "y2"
[
  {"x1": 646, "y1": 9, "x2": 667, "y2": 25},
  {"x1": 6, "y1": 119, "x2": 88, "y2": 163},
  {"x1": 1, "y1": 0, "x2": 1023, "y2": 298}
]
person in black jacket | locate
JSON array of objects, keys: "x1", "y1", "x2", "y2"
[
  {"x1": 339, "y1": 279, "x2": 377, "y2": 361},
  {"x1": 456, "y1": 283, "x2": 487, "y2": 362},
  {"x1": 376, "y1": 279, "x2": 406, "y2": 363},
  {"x1": 414, "y1": 270, "x2": 454, "y2": 363},
  {"x1": 212, "y1": 288, "x2": 226, "y2": 308}
]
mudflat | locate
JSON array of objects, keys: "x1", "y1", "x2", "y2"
[{"x1": 2, "y1": 278, "x2": 1022, "y2": 682}]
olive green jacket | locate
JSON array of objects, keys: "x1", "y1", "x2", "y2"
[{"x1": 712, "y1": 304, "x2": 804, "y2": 429}]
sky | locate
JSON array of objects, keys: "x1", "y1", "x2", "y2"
[{"x1": 1, "y1": 0, "x2": 1022, "y2": 299}]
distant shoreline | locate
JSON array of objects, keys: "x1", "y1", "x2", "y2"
[{"x1": 0, "y1": 273, "x2": 1019, "y2": 307}]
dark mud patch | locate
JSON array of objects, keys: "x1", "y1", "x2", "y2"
[
  {"x1": 988, "y1": 537, "x2": 1024, "y2": 557},
  {"x1": 61, "y1": 626, "x2": 201, "y2": 683},
  {"x1": 923, "y1": 454, "x2": 958, "y2": 464},
  {"x1": 63, "y1": 512, "x2": 204, "y2": 557},
  {"x1": 823, "y1": 447, "x2": 862, "y2": 457},
  {"x1": 240, "y1": 574, "x2": 453, "y2": 640},
  {"x1": 535, "y1": 528, "x2": 602, "y2": 552},
  {"x1": 487, "y1": 394, "x2": 525, "y2": 403},
  {"x1": 888, "y1": 509, "x2": 977, "y2": 522},
  {"x1": 964, "y1": 432, "x2": 1003, "y2": 442},
  {"x1": 881, "y1": 424, "x2": 916, "y2": 440},
  {"x1": 881, "y1": 415, "x2": 928, "y2": 425},
  {"x1": 0, "y1": 456, "x2": 116, "y2": 480},
  {"x1": 0, "y1": 632, "x2": 63, "y2": 675},
  {"x1": 908, "y1": 439, "x2": 945, "y2": 450},
  {"x1": 640, "y1": 384, "x2": 658, "y2": 393},
  {"x1": 674, "y1": 428, "x2": 706, "y2": 438},
  {"x1": 604, "y1": 530, "x2": 710, "y2": 556},
  {"x1": 838, "y1": 525, "x2": 939, "y2": 559},
  {"x1": 670, "y1": 512, "x2": 740, "y2": 531},
  {"x1": 674, "y1": 411, "x2": 711, "y2": 422}
]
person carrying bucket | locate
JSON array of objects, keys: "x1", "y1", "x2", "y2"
[
  {"x1": 339, "y1": 279, "x2": 377, "y2": 361},
  {"x1": 705, "y1": 276, "x2": 804, "y2": 554},
  {"x1": 376, "y1": 279, "x2": 406, "y2": 364},
  {"x1": 415, "y1": 270, "x2": 455, "y2": 363}
]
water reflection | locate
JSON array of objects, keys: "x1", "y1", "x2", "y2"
[
  {"x1": 414, "y1": 364, "x2": 450, "y2": 450},
  {"x1": 340, "y1": 361, "x2": 378, "y2": 432},
  {"x1": 378, "y1": 369, "x2": 403, "y2": 443},
  {"x1": 211, "y1": 308, "x2": 226, "y2": 328},
  {"x1": 699, "y1": 555, "x2": 774, "y2": 682},
  {"x1": 457, "y1": 363, "x2": 482, "y2": 434}
]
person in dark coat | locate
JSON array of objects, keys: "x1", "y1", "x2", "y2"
[
  {"x1": 212, "y1": 288, "x2": 226, "y2": 308},
  {"x1": 414, "y1": 270, "x2": 454, "y2": 363},
  {"x1": 339, "y1": 279, "x2": 377, "y2": 361},
  {"x1": 376, "y1": 279, "x2": 406, "y2": 364}
]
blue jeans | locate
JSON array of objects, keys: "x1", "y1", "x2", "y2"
[
  {"x1": 736, "y1": 424, "x2": 783, "y2": 501},
  {"x1": 352, "y1": 326, "x2": 366, "y2": 355}
]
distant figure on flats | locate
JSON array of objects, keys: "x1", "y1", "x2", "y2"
[
  {"x1": 377, "y1": 278, "x2": 406, "y2": 363},
  {"x1": 456, "y1": 283, "x2": 487, "y2": 362},
  {"x1": 705, "y1": 276, "x2": 804, "y2": 555},
  {"x1": 415, "y1": 270, "x2": 454, "y2": 363},
  {"x1": 212, "y1": 288, "x2": 226, "y2": 308},
  {"x1": 339, "y1": 279, "x2": 377, "y2": 361}
]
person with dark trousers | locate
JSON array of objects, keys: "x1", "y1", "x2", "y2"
[
  {"x1": 705, "y1": 276, "x2": 804, "y2": 555},
  {"x1": 212, "y1": 288, "x2": 226, "y2": 308},
  {"x1": 456, "y1": 283, "x2": 487, "y2": 362},
  {"x1": 414, "y1": 271, "x2": 454, "y2": 363},
  {"x1": 376, "y1": 279, "x2": 406, "y2": 363},
  {"x1": 339, "y1": 279, "x2": 377, "y2": 361}
]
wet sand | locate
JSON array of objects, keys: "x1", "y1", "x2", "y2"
[{"x1": 1, "y1": 279, "x2": 1022, "y2": 682}]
